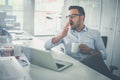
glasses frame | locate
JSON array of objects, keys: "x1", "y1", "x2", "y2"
[{"x1": 66, "y1": 14, "x2": 82, "y2": 19}]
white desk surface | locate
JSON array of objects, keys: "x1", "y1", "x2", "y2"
[
  {"x1": 22, "y1": 38, "x2": 111, "y2": 80},
  {"x1": 0, "y1": 56, "x2": 32, "y2": 80},
  {"x1": 29, "y1": 50, "x2": 111, "y2": 80}
]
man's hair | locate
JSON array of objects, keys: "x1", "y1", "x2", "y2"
[{"x1": 68, "y1": 5, "x2": 85, "y2": 17}]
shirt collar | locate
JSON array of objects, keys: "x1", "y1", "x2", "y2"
[
  {"x1": 71, "y1": 25, "x2": 88, "y2": 32},
  {"x1": 82, "y1": 25, "x2": 88, "y2": 32}
]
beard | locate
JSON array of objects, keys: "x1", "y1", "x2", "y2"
[{"x1": 70, "y1": 19, "x2": 80, "y2": 30}]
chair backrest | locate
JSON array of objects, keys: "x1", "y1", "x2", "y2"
[{"x1": 101, "y1": 36, "x2": 108, "y2": 48}]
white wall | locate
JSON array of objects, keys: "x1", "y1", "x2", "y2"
[
  {"x1": 22, "y1": 0, "x2": 120, "y2": 76},
  {"x1": 23, "y1": 0, "x2": 34, "y2": 35},
  {"x1": 62, "y1": 0, "x2": 120, "y2": 76}
]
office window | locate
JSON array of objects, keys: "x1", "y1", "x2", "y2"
[
  {"x1": 0, "y1": 0, "x2": 5, "y2": 5},
  {"x1": 0, "y1": 0, "x2": 23, "y2": 30},
  {"x1": 34, "y1": 0, "x2": 64, "y2": 35},
  {"x1": 8, "y1": 0, "x2": 24, "y2": 30}
]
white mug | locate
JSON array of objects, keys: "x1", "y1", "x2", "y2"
[{"x1": 71, "y1": 42, "x2": 80, "y2": 53}]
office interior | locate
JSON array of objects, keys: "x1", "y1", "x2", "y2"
[{"x1": 0, "y1": 0, "x2": 120, "y2": 80}]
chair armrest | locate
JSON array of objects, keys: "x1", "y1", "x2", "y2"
[{"x1": 109, "y1": 65, "x2": 119, "y2": 73}]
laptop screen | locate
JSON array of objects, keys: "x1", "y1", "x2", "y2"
[
  {"x1": 30, "y1": 48, "x2": 73, "y2": 71},
  {"x1": 56, "y1": 63, "x2": 64, "y2": 68}
]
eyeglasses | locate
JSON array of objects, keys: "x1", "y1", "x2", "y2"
[{"x1": 66, "y1": 14, "x2": 81, "y2": 19}]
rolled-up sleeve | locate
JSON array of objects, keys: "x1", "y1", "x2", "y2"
[{"x1": 44, "y1": 38, "x2": 63, "y2": 50}]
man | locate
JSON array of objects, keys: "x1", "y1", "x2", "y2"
[{"x1": 44, "y1": 5, "x2": 112, "y2": 78}]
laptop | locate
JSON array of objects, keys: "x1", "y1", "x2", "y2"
[{"x1": 30, "y1": 48, "x2": 73, "y2": 72}]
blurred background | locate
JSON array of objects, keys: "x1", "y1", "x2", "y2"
[{"x1": 0, "y1": 0, "x2": 120, "y2": 77}]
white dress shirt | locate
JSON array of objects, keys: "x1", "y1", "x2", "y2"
[{"x1": 44, "y1": 26, "x2": 107, "y2": 61}]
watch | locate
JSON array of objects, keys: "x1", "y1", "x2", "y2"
[{"x1": 90, "y1": 49, "x2": 95, "y2": 54}]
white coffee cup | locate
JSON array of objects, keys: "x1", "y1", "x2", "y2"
[{"x1": 71, "y1": 42, "x2": 80, "y2": 53}]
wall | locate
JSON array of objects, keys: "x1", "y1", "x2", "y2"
[
  {"x1": 23, "y1": 0, "x2": 34, "y2": 35},
  {"x1": 22, "y1": 0, "x2": 120, "y2": 76},
  {"x1": 111, "y1": 0, "x2": 120, "y2": 76},
  {"x1": 62, "y1": 0, "x2": 120, "y2": 76}
]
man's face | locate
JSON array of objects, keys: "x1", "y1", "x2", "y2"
[{"x1": 67, "y1": 9, "x2": 81, "y2": 30}]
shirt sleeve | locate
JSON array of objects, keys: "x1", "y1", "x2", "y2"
[
  {"x1": 44, "y1": 38, "x2": 63, "y2": 50},
  {"x1": 94, "y1": 31, "x2": 107, "y2": 60}
]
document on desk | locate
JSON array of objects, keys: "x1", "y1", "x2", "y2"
[
  {"x1": 0, "y1": 57, "x2": 26, "y2": 80},
  {"x1": 30, "y1": 48, "x2": 73, "y2": 72}
]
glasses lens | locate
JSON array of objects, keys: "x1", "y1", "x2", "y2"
[{"x1": 66, "y1": 14, "x2": 81, "y2": 19}]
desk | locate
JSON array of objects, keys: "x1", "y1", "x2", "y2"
[
  {"x1": 12, "y1": 37, "x2": 111, "y2": 80},
  {"x1": 0, "y1": 56, "x2": 32, "y2": 80},
  {"x1": 29, "y1": 49, "x2": 111, "y2": 80},
  {"x1": 25, "y1": 38, "x2": 111, "y2": 80}
]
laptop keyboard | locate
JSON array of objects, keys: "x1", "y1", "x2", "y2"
[{"x1": 56, "y1": 63, "x2": 64, "y2": 68}]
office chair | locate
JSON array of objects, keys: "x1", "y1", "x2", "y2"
[{"x1": 101, "y1": 36, "x2": 119, "y2": 75}]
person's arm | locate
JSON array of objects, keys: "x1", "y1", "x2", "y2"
[
  {"x1": 44, "y1": 21, "x2": 70, "y2": 49},
  {"x1": 52, "y1": 21, "x2": 70, "y2": 44},
  {"x1": 79, "y1": 44, "x2": 101, "y2": 56},
  {"x1": 51, "y1": 34, "x2": 64, "y2": 44},
  {"x1": 79, "y1": 31, "x2": 107, "y2": 60}
]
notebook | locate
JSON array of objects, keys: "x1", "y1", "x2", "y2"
[
  {"x1": 0, "y1": 57, "x2": 25, "y2": 80},
  {"x1": 30, "y1": 48, "x2": 73, "y2": 72}
]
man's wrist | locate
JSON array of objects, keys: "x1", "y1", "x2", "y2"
[
  {"x1": 89, "y1": 49, "x2": 95, "y2": 54},
  {"x1": 58, "y1": 34, "x2": 64, "y2": 39},
  {"x1": 89, "y1": 49, "x2": 101, "y2": 56}
]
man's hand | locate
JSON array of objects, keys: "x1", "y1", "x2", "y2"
[
  {"x1": 52, "y1": 21, "x2": 70, "y2": 44},
  {"x1": 79, "y1": 44, "x2": 101, "y2": 56},
  {"x1": 60, "y1": 21, "x2": 70, "y2": 38},
  {"x1": 79, "y1": 44, "x2": 91, "y2": 54}
]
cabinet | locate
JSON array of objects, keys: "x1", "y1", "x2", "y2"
[
  {"x1": 111, "y1": 0, "x2": 120, "y2": 76},
  {"x1": 63, "y1": 0, "x2": 120, "y2": 76},
  {"x1": 112, "y1": 28, "x2": 120, "y2": 76},
  {"x1": 100, "y1": 0, "x2": 120, "y2": 76},
  {"x1": 100, "y1": 0, "x2": 118, "y2": 67}
]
